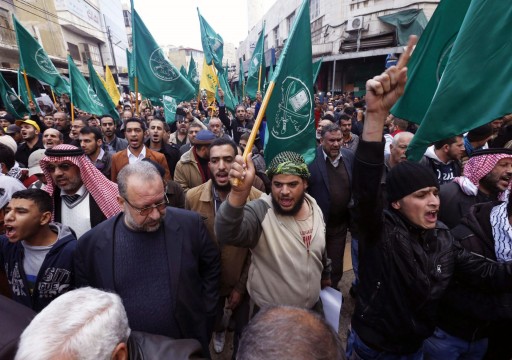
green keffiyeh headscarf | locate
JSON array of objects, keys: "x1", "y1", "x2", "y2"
[{"x1": 266, "y1": 151, "x2": 310, "y2": 179}]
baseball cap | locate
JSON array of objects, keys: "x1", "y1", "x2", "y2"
[
  {"x1": 28, "y1": 149, "x2": 46, "y2": 177},
  {"x1": 193, "y1": 130, "x2": 215, "y2": 145},
  {"x1": 15, "y1": 119, "x2": 40, "y2": 132},
  {"x1": 5, "y1": 124, "x2": 20, "y2": 135}
]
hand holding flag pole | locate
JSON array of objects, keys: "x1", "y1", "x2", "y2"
[{"x1": 232, "y1": 81, "x2": 275, "y2": 187}]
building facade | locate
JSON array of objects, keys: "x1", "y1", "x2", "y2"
[{"x1": 237, "y1": 0, "x2": 440, "y2": 95}]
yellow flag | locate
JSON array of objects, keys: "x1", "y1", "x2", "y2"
[
  {"x1": 105, "y1": 66, "x2": 121, "y2": 105},
  {"x1": 199, "y1": 62, "x2": 218, "y2": 104}
]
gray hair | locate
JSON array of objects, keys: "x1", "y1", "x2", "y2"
[
  {"x1": 320, "y1": 123, "x2": 341, "y2": 138},
  {"x1": 117, "y1": 161, "x2": 162, "y2": 198},
  {"x1": 391, "y1": 131, "x2": 414, "y2": 146},
  {"x1": 16, "y1": 287, "x2": 131, "y2": 360},
  {"x1": 237, "y1": 306, "x2": 345, "y2": 360}
]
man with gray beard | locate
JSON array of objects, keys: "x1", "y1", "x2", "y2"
[{"x1": 75, "y1": 161, "x2": 220, "y2": 357}]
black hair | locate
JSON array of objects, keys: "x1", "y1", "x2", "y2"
[
  {"x1": 11, "y1": 188, "x2": 53, "y2": 213},
  {"x1": 79, "y1": 126, "x2": 103, "y2": 141},
  {"x1": 125, "y1": 117, "x2": 146, "y2": 131},
  {"x1": 209, "y1": 137, "x2": 238, "y2": 157},
  {"x1": 433, "y1": 135, "x2": 463, "y2": 150},
  {"x1": 0, "y1": 143, "x2": 15, "y2": 171}
]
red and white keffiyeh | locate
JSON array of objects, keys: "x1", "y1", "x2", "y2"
[
  {"x1": 40, "y1": 144, "x2": 121, "y2": 218},
  {"x1": 453, "y1": 152, "x2": 512, "y2": 198}
]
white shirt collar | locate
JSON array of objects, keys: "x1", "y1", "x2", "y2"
[
  {"x1": 127, "y1": 145, "x2": 146, "y2": 163},
  {"x1": 62, "y1": 184, "x2": 86, "y2": 196},
  {"x1": 322, "y1": 148, "x2": 342, "y2": 167}
]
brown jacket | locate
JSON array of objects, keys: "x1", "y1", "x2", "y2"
[
  {"x1": 110, "y1": 147, "x2": 171, "y2": 183},
  {"x1": 186, "y1": 180, "x2": 262, "y2": 295},
  {"x1": 174, "y1": 148, "x2": 204, "y2": 193}
]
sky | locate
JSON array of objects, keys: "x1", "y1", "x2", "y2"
[{"x1": 134, "y1": 0, "x2": 251, "y2": 49}]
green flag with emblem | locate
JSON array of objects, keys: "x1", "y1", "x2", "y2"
[
  {"x1": 197, "y1": 8, "x2": 224, "y2": 71},
  {"x1": 67, "y1": 55, "x2": 106, "y2": 116},
  {"x1": 87, "y1": 60, "x2": 120, "y2": 120},
  {"x1": 264, "y1": 0, "x2": 315, "y2": 165},
  {"x1": 0, "y1": 72, "x2": 28, "y2": 118},
  {"x1": 406, "y1": 0, "x2": 512, "y2": 161},
  {"x1": 245, "y1": 23, "x2": 266, "y2": 100},
  {"x1": 187, "y1": 56, "x2": 200, "y2": 91},
  {"x1": 13, "y1": 15, "x2": 69, "y2": 95},
  {"x1": 162, "y1": 95, "x2": 177, "y2": 124},
  {"x1": 132, "y1": 10, "x2": 195, "y2": 102},
  {"x1": 391, "y1": 0, "x2": 472, "y2": 125}
]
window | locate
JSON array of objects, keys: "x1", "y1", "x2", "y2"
[
  {"x1": 67, "y1": 42, "x2": 81, "y2": 62},
  {"x1": 287, "y1": 12, "x2": 296, "y2": 33},
  {"x1": 264, "y1": 35, "x2": 268, "y2": 51},
  {"x1": 311, "y1": 16, "x2": 323, "y2": 44},
  {"x1": 123, "y1": 10, "x2": 131, "y2": 27},
  {"x1": 310, "y1": 0, "x2": 320, "y2": 20},
  {"x1": 82, "y1": 43, "x2": 101, "y2": 66},
  {"x1": 273, "y1": 26, "x2": 279, "y2": 47}
]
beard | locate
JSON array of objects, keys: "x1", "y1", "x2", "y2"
[
  {"x1": 124, "y1": 209, "x2": 164, "y2": 232},
  {"x1": 212, "y1": 174, "x2": 231, "y2": 193},
  {"x1": 272, "y1": 192, "x2": 306, "y2": 216}
]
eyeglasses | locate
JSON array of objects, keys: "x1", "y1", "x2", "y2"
[
  {"x1": 123, "y1": 193, "x2": 168, "y2": 216},
  {"x1": 46, "y1": 163, "x2": 74, "y2": 172}
]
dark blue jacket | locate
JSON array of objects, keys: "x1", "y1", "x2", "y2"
[
  {"x1": 0, "y1": 223, "x2": 77, "y2": 312},
  {"x1": 74, "y1": 208, "x2": 220, "y2": 356},
  {"x1": 307, "y1": 146, "x2": 355, "y2": 223}
]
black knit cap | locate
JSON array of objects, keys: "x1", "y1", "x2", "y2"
[
  {"x1": 45, "y1": 147, "x2": 84, "y2": 157},
  {"x1": 386, "y1": 161, "x2": 439, "y2": 203}
]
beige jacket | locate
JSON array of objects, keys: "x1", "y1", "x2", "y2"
[
  {"x1": 215, "y1": 193, "x2": 330, "y2": 308},
  {"x1": 186, "y1": 180, "x2": 262, "y2": 296}
]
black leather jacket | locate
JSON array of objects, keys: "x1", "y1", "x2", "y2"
[
  {"x1": 352, "y1": 141, "x2": 512, "y2": 354},
  {"x1": 127, "y1": 331, "x2": 205, "y2": 360},
  {"x1": 437, "y1": 201, "x2": 512, "y2": 341}
]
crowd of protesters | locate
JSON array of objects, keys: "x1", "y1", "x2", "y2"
[{"x1": 1, "y1": 46, "x2": 512, "y2": 359}]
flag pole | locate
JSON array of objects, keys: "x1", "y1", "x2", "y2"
[
  {"x1": 134, "y1": 77, "x2": 139, "y2": 115},
  {"x1": 50, "y1": 88, "x2": 57, "y2": 106},
  {"x1": 22, "y1": 70, "x2": 33, "y2": 104},
  {"x1": 233, "y1": 81, "x2": 275, "y2": 187},
  {"x1": 257, "y1": 64, "x2": 262, "y2": 93}
]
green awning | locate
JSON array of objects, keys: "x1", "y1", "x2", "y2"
[{"x1": 379, "y1": 9, "x2": 428, "y2": 46}]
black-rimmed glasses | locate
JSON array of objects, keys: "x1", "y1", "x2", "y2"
[{"x1": 123, "y1": 193, "x2": 168, "y2": 216}]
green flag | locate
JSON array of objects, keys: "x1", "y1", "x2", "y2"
[
  {"x1": 127, "y1": 49, "x2": 135, "y2": 92},
  {"x1": 216, "y1": 67, "x2": 237, "y2": 112},
  {"x1": 313, "y1": 58, "x2": 322, "y2": 83},
  {"x1": 238, "y1": 58, "x2": 245, "y2": 101},
  {"x1": 406, "y1": 0, "x2": 512, "y2": 161},
  {"x1": 0, "y1": 72, "x2": 28, "y2": 118},
  {"x1": 132, "y1": 10, "x2": 195, "y2": 102},
  {"x1": 13, "y1": 15, "x2": 69, "y2": 95},
  {"x1": 264, "y1": 0, "x2": 315, "y2": 165},
  {"x1": 180, "y1": 65, "x2": 188, "y2": 80},
  {"x1": 187, "y1": 56, "x2": 200, "y2": 91},
  {"x1": 87, "y1": 60, "x2": 120, "y2": 120},
  {"x1": 68, "y1": 55, "x2": 106, "y2": 116},
  {"x1": 162, "y1": 95, "x2": 177, "y2": 124},
  {"x1": 17, "y1": 69, "x2": 42, "y2": 114},
  {"x1": 391, "y1": 0, "x2": 472, "y2": 124},
  {"x1": 197, "y1": 8, "x2": 224, "y2": 71},
  {"x1": 246, "y1": 23, "x2": 266, "y2": 100}
]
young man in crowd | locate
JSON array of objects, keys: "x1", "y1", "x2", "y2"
[{"x1": 0, "y1": 189, "x2": 77, "y2": 312}]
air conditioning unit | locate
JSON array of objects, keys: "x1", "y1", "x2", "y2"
[{"x1": 346, "y1": 16, "x2": 364, "y2": 31}]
